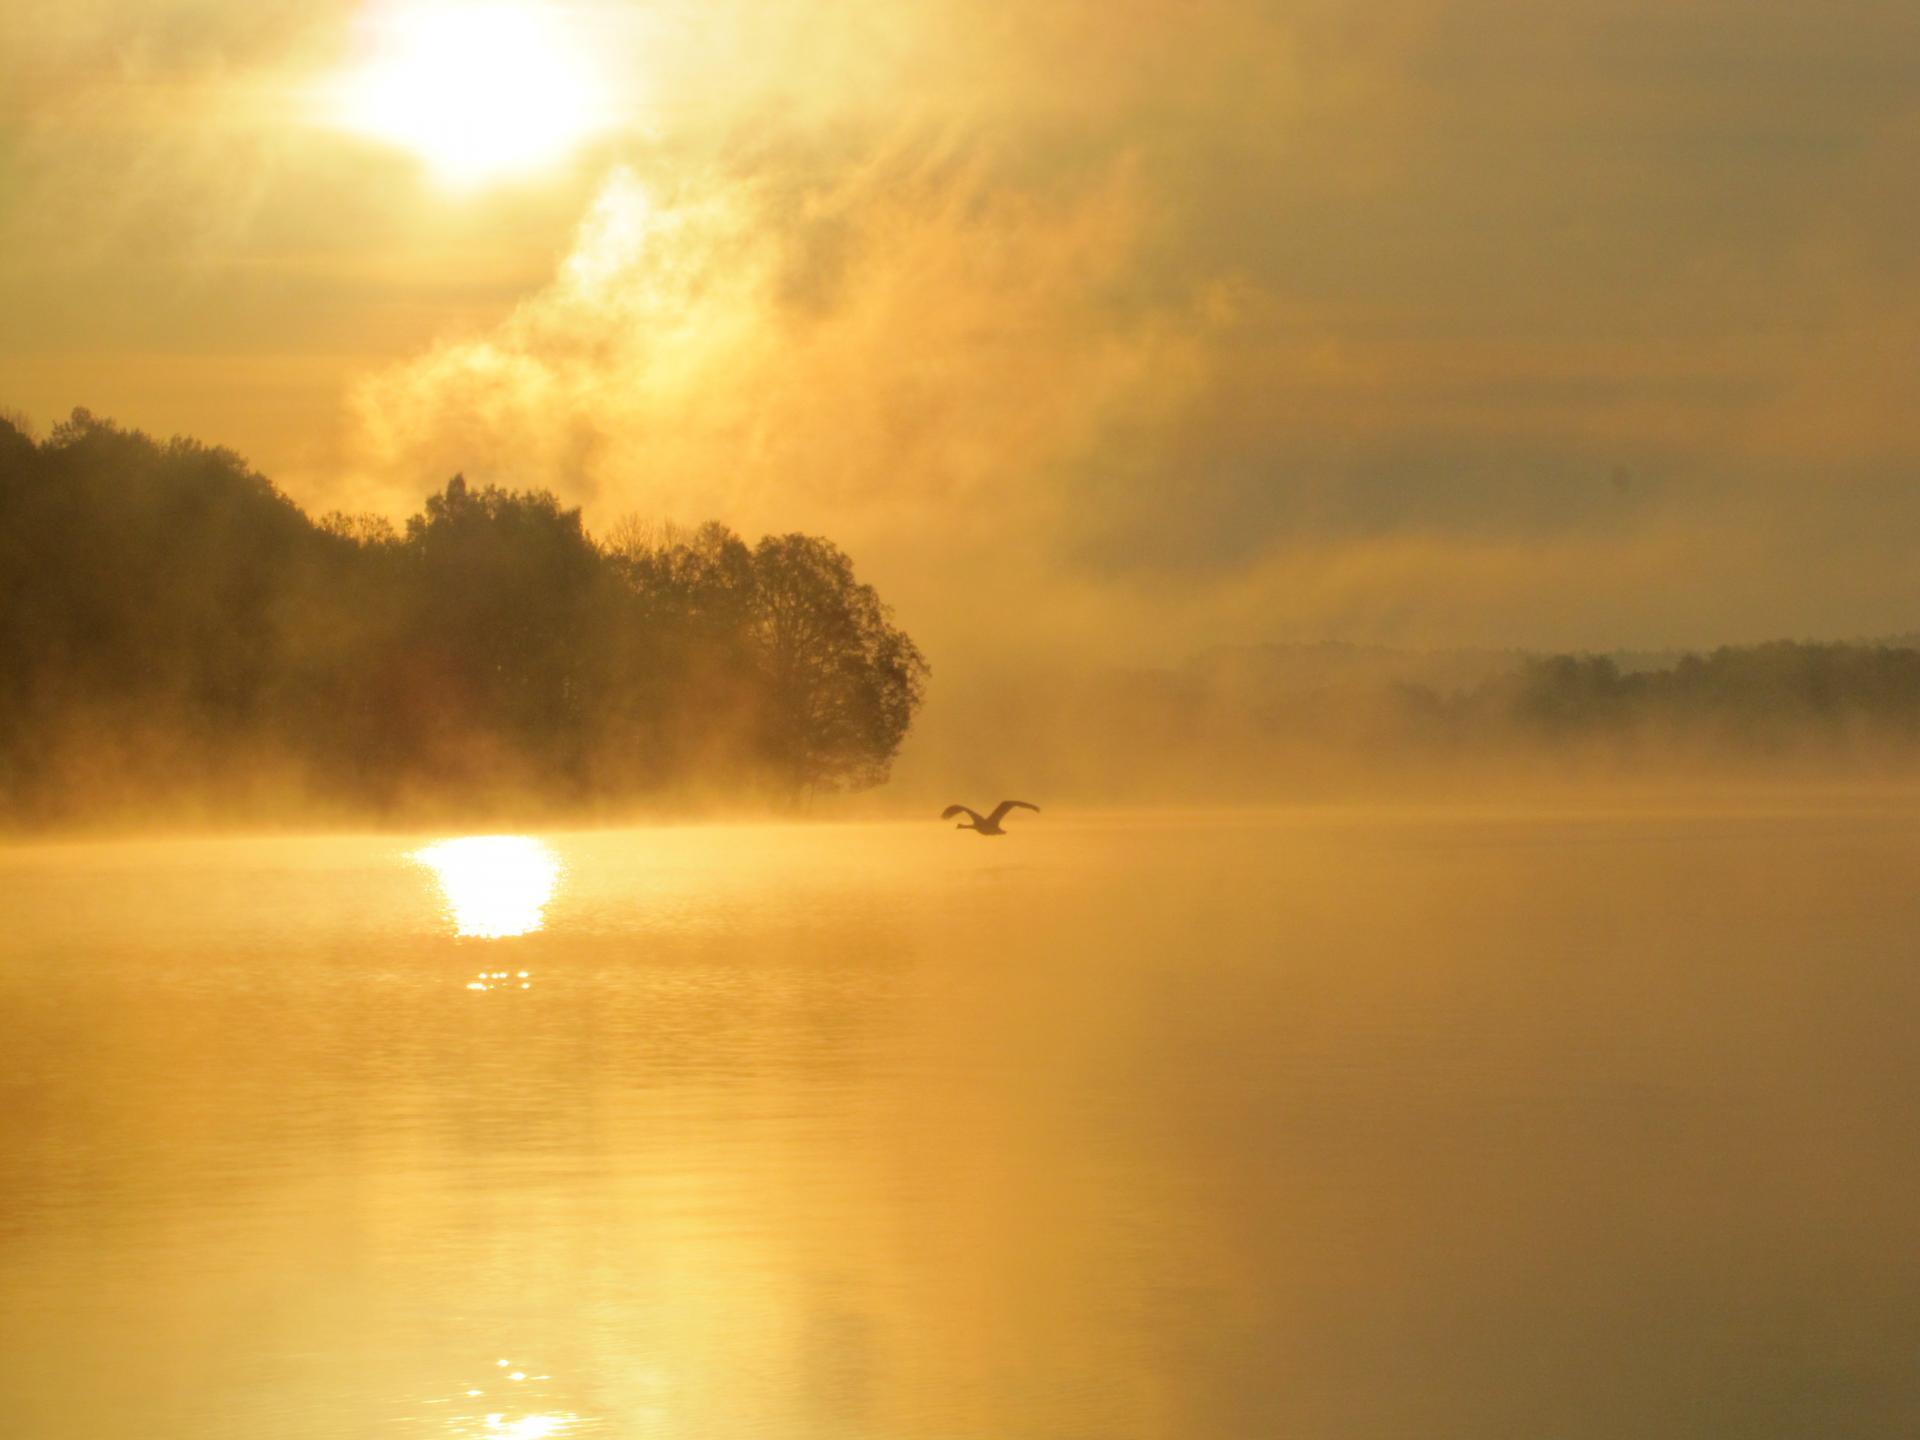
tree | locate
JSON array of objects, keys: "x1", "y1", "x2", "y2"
[
  {"x1": 748, "y1": 533, "x2": 928, "y2": 793},
  {"x1": 0, "y1": 410, "x2": 933, "y2": 820},
  {"x1": 399, "y1": 475, "x2": 612, "y2": 787}
]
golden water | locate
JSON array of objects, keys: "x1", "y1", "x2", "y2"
[{"x1": 4, "y1": 810, "x2": 1918, "y2": 1437}]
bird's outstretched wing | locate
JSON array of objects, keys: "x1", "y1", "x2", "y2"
[
  {"x1": 941, "y1": 804, "x2": 984, "y2": 824},
  {"x1": 986, "y1": 800, "x2": 1040, "y2": 826}
]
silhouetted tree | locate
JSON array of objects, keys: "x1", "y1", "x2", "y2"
[
  {"x1": 398, "y1": 475, "x2": 612, "y2": 790},
  {"x1": 0, "y1": 409, "x2": 930, "y2": 822},
  {"x1": 608, "y1": 521, "x2": 929, "y2": 794},
  {"x1": 748, "y1": 533, "x2": 928, "y2": 793}
]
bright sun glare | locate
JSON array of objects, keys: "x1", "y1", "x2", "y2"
[
  {"x1": 415, "y1": 835, "x2": 561, "y2": 938},
  {"x1": 329, "y1": 0, "x2": 609, "y2": 185}
]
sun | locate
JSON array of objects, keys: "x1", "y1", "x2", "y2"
[{"x1": 328, "y1": 0, "x2": 611, "y2": 186}]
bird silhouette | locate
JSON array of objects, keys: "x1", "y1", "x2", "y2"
[{"x1": 942, "y1": 800, "x2": 1040, "y2": 835}]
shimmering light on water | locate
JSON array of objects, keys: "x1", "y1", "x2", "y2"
[
  {"x1": 415, "y1": 836, "x2": 560, "y2": 938},
  {"x1": 481, "y1": 1414, "x2": 571, "y2": 1438},
  {"x1": 428, "y1": 1355, "x2": 579, "y2": 1437},
  {"x1": 466, "y1": 970, "x2": 533, "y2": 992}
]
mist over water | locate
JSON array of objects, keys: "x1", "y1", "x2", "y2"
[{"x1": 5, "y1": 809, "x2": 1919, "y2": 1438}]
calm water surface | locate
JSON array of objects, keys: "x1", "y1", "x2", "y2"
[{"x1": 3, "y1": 810, "x2": 1919, "y2": 1438}]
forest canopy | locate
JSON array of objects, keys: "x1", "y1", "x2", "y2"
[{"x1": 0, "y1": 410, "x2": 927, "y2": 822}]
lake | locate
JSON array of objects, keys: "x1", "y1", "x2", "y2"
[{"x1": 3, "y1": 808, "x2": 1919, "y2": 1438}]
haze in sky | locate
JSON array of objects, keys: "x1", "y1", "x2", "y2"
[{"x1": 5, "y1": 0, "x2": 1918, "y2": 678}]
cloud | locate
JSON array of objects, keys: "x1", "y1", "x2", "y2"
[
  {"x1": 7, "y1": 0, "x2": 1920, "y2": 663},
  {"x1": 343, "y1": 135, "x2": 1219, "y2": 655}
]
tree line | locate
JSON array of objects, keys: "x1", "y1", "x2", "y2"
[
  {"x1": 1487, "y1": 645, "x2": 1920, "y2": 752},
  {"x1": 1192, "y1": 641, "x2": 1920, "y2": 768},
  {"x1": 946, "y1": 639, "x2": 1920, "y2": 804},
  {"x1": 0, "y1": 409, "x2": 927, "y2": 822}
]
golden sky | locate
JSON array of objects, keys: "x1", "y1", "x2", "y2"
[{"x1": 4, "y1": 0, "x2": 1918, "y2": 663}]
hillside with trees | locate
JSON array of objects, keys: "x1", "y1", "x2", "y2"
[{"x1": 0, "y1": 410, "x2": 926, "y2": 823}]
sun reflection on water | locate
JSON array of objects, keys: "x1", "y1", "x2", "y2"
[
  {"x1": 482, "y1": 1415, "x2": 572, "y2": 1439},
  {"x1": 414, "y1": 836, "x2": 561, "y2": 938},
  {"x1": 424, "y1": 1356, "x2": 578, "y2": 1438}
]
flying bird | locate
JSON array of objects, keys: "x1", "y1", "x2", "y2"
[{"x1": 942, "y1": 800, "x2": 1040, "y2": 835}]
